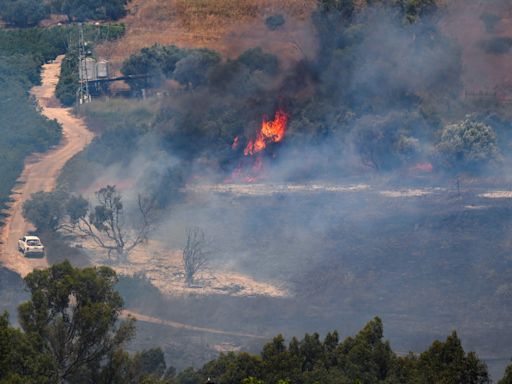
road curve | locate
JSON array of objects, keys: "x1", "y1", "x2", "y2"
[{"x1": 0, "y1": 55, "x2": 94, "y2": 277}]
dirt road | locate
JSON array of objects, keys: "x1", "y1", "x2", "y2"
[
  {"x1": 121, "y1": 310, "x2": 266, "y2": 339},
  {"x1": 0, "y1": 56, "x2": 94, "y2": 277}
]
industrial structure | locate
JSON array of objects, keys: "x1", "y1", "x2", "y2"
[{"x1": 77, "y1": 23, "x2": 149, "y2": 104}]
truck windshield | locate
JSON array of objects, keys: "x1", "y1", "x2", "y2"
[{"x1": 27, "y1": 240, "x2": 41, "y2": 246}]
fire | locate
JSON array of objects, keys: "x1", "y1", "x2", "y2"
[
  {"x1": 244, "y1": 109, "x2": 288, "y2": 156},
  {"x1": 230, "y1": 108, "x2": 288, "y2": 183}
]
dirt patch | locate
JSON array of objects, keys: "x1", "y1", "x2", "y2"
[
  {"x1": 479, "y1": 191, "x2": 512, "y2": 199},
  {"x1": 84, "y1": 240, "x2": 288, "y2": 298},
  {"x1": 380, "y1": 189, "x2": 436, "y2": 198},
  {"x1": 186, "y1": 182, "x2": 370, "y2": 196}
]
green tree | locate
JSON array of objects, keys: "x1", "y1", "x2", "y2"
[
  {"x1": 121, "y1": 44, "x2": 187, "y2": 90},
  {"x1": 99, "y1": 347, "x2": 173, "y2": 384},
  {"x1": 52, "y1": 0, "x2": 128, "y2": 21},
  {"x1": 22, "y1": 190, "x2": 67, "y2": 232},
  {"x1": 499, "y1": 362, "x2": 512, "y2": 384},
  {"x1": 0, "y1": 0, "x2": 49, "y2": 27},
  {"x1": 336, "y1": 317, "x2": 393, "y2": 383},
  {"x1": 437, "y1": 117, "x2": 500, "y2": 171},
  {"x1": 0, "y1": 312, "x2": 56, "y2": 383},
  {"x1": 417, "y1": 331, "x2": 489, "y2": 384},
  {"x1": 176, "y1": 367, "x2": 203, "y2": 384},
  {"x1": 261, "y1": 334, "x2": 299, "y2": 384},
  {"x1": 201, "y1": 352, "x2": 263, "y2": 384},
  {"x1": 235, "y1": 47, "x2": 279, "y2": 75},
  {"x1": 173, "y1": 49, "x2": 221, "y2": 88},
  {"x1": 18, "y1": 261, "x2": 136, "y2": 383}
]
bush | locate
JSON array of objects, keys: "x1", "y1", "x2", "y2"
[
  {"x1": 236, "y1": 47, "x2": 279, "y2": 75},
  {"x1": 121, "y1": 45, "x2": 221, "y2": 90},
  {"x1": 51, "y1": 0, "x2": 128, "y2": 21},
  {"x1": 265, "y1": 14, "x2": 285, "y2": 30},
  {"x1": 437, "y1": 117, "x2": 500, "y2": 171}
]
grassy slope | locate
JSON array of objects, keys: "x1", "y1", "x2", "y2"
[{"x1": 95, "y1": 0, "x2": 318, "y2": 74}]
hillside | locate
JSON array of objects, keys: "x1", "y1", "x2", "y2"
[
  {"x1": 441, "y1": 0, "x2": 512, "y2": 95},
  {"x1": 95, "y1": 0, "x2": 318, "y2": 73},
  {"x1": 4, "y1": 0, "x2": 512, "y2": 382}
]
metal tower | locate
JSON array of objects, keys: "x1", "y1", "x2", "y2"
[{"x1": 78, "y1": 23, "x2": 91, "y2": 105}]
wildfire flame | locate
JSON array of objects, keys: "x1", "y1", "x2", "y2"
[
  {"x1": 244, "y1": 109, "x2": 288, "y2": 156},
  {"x1": 230, "y1": 108, "x2": 288, "y2": 183}
]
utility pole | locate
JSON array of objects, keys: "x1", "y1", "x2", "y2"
[{"x1": 78, "y1": 23, "x2": 91, "y2": 105}]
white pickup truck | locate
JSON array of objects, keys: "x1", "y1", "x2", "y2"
[{"x1": 18, "y1": 236, "x2": 45, "y2": 257}]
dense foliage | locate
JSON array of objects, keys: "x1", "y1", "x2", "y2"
[
  {"x1": 121, "y1": 45, "x2": 221, "y2": 90},
  {"x1": 437, "y1": 117, "x2": 500, "y2": 171},
  {"x1": 0, "y1": 27, "x2": 68, "y2": 225},
  {"x1": 51, "y1": 0, "x2": 129, "y2": 22},
  {"x1": 3, "y1": 262, "x2": 510, "y2": 383},
  {"x1": 0, "y1": 0, "x2": 129, "y2": 26},
  {"x1": 0, "y1": 262, "x2": 174, "y2": 383},
  {"x1": 175, "y1": 317, "x2": 491, "y2": 384},
  {"x1": 0, "y1": 0, "x2": 49, "y2": 27}
]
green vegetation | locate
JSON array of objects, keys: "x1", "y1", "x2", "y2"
[
  {"x1": 437, "y1": 117, "x2": 500, "y2": 171},
  {"x1": 22, "y1": 186, "x2": 154, "y2": 262},
  {"x1": 0, "y1": 0, "x2": 128, "y2": 27},
  {"x1": 178, "y1": 317, "x2": 490, "y2": 383},
  {"x1": 0, "y1": 24, "x2": 125, "y2": 227},
  {"x1": 0, "y1": 27, "x2": 66, "y2": 225},
  {"x1": 22, "y1": 190, "x2": 68, "y2": 232},
  {"x1": 3, "y1": 262, "x2": 510, "y2": 382},
  {"x1": 121, "y1": 45, "x2": 221, "y2": 90},
  {"x1": 51, "y1": 0, "x2": 129, "y2": 22},
  {"x1": 0, "y1": 0, "x2": 49, "y2": 27},
  {"x1": 1, "y1": 262, "x2": 174, "y2": 383}
]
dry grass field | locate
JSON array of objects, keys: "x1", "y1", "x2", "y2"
[{"x1": 96, "y1": 0, "x2": 318, "y2": 73}]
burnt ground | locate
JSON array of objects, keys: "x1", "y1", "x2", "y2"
[{"x1": 119, "y1": 184, "x2": 512, "y2": 379}]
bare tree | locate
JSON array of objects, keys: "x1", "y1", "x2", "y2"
[
  {"x1": 65, "y1": 185, "x2": 154, "y2": 263},
  {"x1": 182, "y1": 227, "x2": 210, "y2": 287}
]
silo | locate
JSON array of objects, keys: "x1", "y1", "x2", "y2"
[
  {"x1": 96, "y1": 60, "x2": 109, "y2": 78},
  {"x1": 83, "y1": 57, "x2": 97, "y2": 81}
]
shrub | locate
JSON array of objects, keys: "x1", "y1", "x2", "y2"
[{"x1": 265, "y1": 14, "x2": 285, "y2": 30}]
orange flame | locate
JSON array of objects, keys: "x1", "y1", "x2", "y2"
[
  {"x1": 244, "y1": 109, "x2": 288, "y2": 156},
  {"x1": 229, "y1": 108, "x2": 288, "y2": 183}
]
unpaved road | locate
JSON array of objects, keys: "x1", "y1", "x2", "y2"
[
  {"x1": 121, "y1": 309, "x2": 266, "y2": 339},
  {"x1": 0, "y1": 56, "x2": 94, "y2": 277}
]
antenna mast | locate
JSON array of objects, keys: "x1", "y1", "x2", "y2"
[{"x1": 78, "y1": 23, "x2": 91, "y2": 104}]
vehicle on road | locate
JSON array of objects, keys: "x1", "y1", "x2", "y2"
[{"x1": 18, "y1": 236, "x2": 44, "y2": 257}]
